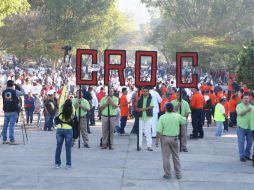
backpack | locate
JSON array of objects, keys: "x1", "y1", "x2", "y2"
[
  {"x1": 54, "y1": 113, "x2": 79, "y2": 139},
  {"x1": 2, "y1": 89, "x2": 19, "y2": 112}
]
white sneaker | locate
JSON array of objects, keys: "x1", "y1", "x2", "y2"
[{"x1": 54, "y1": 164, "x2": 61, "y2": 169}]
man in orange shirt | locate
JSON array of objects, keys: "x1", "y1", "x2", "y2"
[
  {"x1": 209, "y1": 90, "x2": 217, "y2": 117},
  {"x1": 169, "y1": 88, "x2": 177, "y2": 102},
  {"x1": 119, "y1": 87, "x2": 129, "y2": 135},
  {"x1": 159, "y1": 94, "x2": 169, "y2": 118},
  {"x1": 190, "y1": 88, "x2": 205, "y2": 139},
  {"x1": 229, "y1": 92, "x2": 240, "y2": 127}
]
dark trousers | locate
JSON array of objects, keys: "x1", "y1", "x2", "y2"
[
  {"x1": 98, "y1": 105, "x2": 102, "y2": 120},
  {"x1": 89, "y1": 106, "x2": 95, "y2": 125},
  {"x1": 25, "y1": 108, "x2": 34, "y2": 124},
  {"x1": 204, "y1": 109, "x2": 212, "y2": 125},
  {"x1": 120, "y1": 116, "x2": 127, "y2": 134},
  {"x1": 223, "y1": 117, "x2": 229, "y2": 131},
  {"x1": 191, "y1": 109, "x2": 204, "y2": 138},
  {"x1": 86, "y1": 113, "x2": 91, "y2": 133},
  {"x1": 131, "y1": 111, "x2": 139, "y2": 134},
  {"x1": 229, "y1": 112, "x2": 237, "y2": 127}
]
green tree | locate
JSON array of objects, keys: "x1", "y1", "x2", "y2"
[
  {"x1": 142, "y1": 0, "x2": 254, "y2": 69},
  {"x1": 236, "y1": 40, "x2": 254, "y2": 89},
  {"x1": 0, "y1": 0, "x2": 30, "y2": 26}
]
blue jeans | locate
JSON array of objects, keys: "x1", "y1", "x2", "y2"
[
  {"x1": 2, "y1": 112, "x2": 18, "y2": 141},
  {"x1": 215, "y1": 121, "x2": 224, "y2": 136},
  {"x1": 55, "y1": 128, "x2": 73, "y2": 166},
  {"x1": 236, "y1": 126, "x2": 253, "y2": 159},
  {"x1": 37, "y1": 112, "x2": 41, "y2": 128},
  {"x1": 120, "y1": 116, "x2": 127, "y2": 134},
  {"x1": 44, "y1": 112, "x2": 54, "y2": 131},
  {"x1": 25, "y1": 108, "x2": 34, "y2": 124}
]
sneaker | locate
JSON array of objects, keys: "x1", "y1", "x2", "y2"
[
  {"x1": 2, "y1": 141, "x2": 9, "y2": 144},
  {"x1": 84, "y1": 144, "x2": 90, "y2": 148},
  {"x1": 9, "y1": 141, "x2": 19, "y2": 145},
  {"x1": 245, "y1": 156, "x2": 252, "y2": 161},
  {"x1": 65, "y1": 165, "x2": 72, "y2": 169},
  {"x1": 181, "y1": 148, "x2": 188, "y2": 152},
  {"x1": 163, "y1": 175, "x2": 171, "y2": 180},
  {"x1": 147, "y1": 147, "x2": 153, "y2": 151},
  {"x1": 54, "y1": 164, "x2": 61, "y2": 169}
]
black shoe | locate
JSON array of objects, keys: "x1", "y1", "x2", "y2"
[
  {"x1": 84, "y1": 144, "x2": 90, "y2": 148},
  {"x1": 182, "y1": 148, "x2": 188, "y2": 152},
  {"x1": 190, "y1": 134, "x2": 198, "y2": 139},
  {"x1": 240, "y1": 158, "x2": 246, "y2": 162},
  {"x1": 163, "y1": 175, "x2": 171, "y2": 180},
  {"x1": 245, "y1": 156, "x2": 252, "y2": 161}
]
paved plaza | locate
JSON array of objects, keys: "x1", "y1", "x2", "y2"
[{"x1": 0, "y1": 116, "x2": 254, "y2": 190}]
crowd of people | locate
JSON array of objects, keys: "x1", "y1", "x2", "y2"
[{"x1": 0, "y1": 57, "x2": 254, "y2": 179}]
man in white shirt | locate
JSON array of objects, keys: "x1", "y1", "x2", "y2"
[
  {"x1": 22, "y1": 78, "x2": 32, "y2": 95},
  {"x1": 150, "y1": 88, "x2": 162, "y2": 137}
]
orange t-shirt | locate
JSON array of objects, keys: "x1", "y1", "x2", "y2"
[
  {"x1": 228, "y1": 79, "x2": 233, "y2": 91},
  {"x1": 229, "y1": 96, "x2": 240, "y2": 113},
  {"x1": 190, "y1": 92, "x2": 205, "y2": 109},
  {"x1": 169, "y1": 93, "x2": 177, "y2": 102},
  {"x1": 120, "y1": 95, "x2": 129, "y2": 116},
  {"x1": 224, "y1": 101, "x2": 229, "y2": 117},
  {"x1": 216, "y1": 92, "x2": 224, "y2": 102},
  {"x1": 208, "y1": 93, "x2": 217, "y2": 106},
  {"x1": 160, "y1": 97, "x2": 169, "y2": 112}
]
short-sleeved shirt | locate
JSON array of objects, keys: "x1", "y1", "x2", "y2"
[
  {"x1": 157, "y1": 112, "x2": 186, "y2": 136},
  {"x1": 171, "y1": 99, "x2": 191, "y2": 117},
  {"x1": 101, "y1": 96, "x2": 119, "y2": 116},
  {"x1": 250, "y1": 108, "x2": 254, "y2": 131},
  {"x1": 236, "y1": 103, "x2": 253, "y2": 129},
  {"x1": 120, "y1": 94, "x2": 128, "y2": 116},
  {"x1": 72, "y1": 98, "x2": 90, "y2": 117},
  {"x1": 214, "y1": 103, "x2": 225, "y2": 122},
  {"x1": 141, "y1": 96, "x2": 154, "y2": 121}
]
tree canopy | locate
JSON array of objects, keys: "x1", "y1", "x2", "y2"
[
  {"x1": 0, "y1": 0, "x2": 30, "y2": 26},
  {"x1": 0, "y1": 0, "x2": 137, "y2": 65},
  {"x1": 236, "y1": 40, "x2": 254, "y2": 89},
  {"x1": 142, "y1": 0, "x2": 254, "y2": 69}
]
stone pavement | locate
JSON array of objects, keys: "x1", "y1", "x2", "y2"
[{"x1": 0, "y1": 119, "x2": 254, "y2": 190}]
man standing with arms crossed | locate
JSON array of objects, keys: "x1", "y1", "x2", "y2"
[
  {"x1": 137, "y1": 87, "x2": 154, "y2": 151},
  {"x1": 171, "y1": 91, "x2": 191, "y2": 152},
  {"x1": 190, "y1": 88, "x2": 205, "y2": 139},
  {"x1": 100, "y1": 87, "x2": 119, "y2": 149},
  {"x1": 236, "y1": 93, "x2": 253, "y2": 162},
  {"x1": 156, "y1": 103, "x2": 187, "y2": 180}
]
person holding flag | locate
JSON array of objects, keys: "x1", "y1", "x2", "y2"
[{"x1": 54, "y1": 85, "x2": 74, "y2": 169}]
